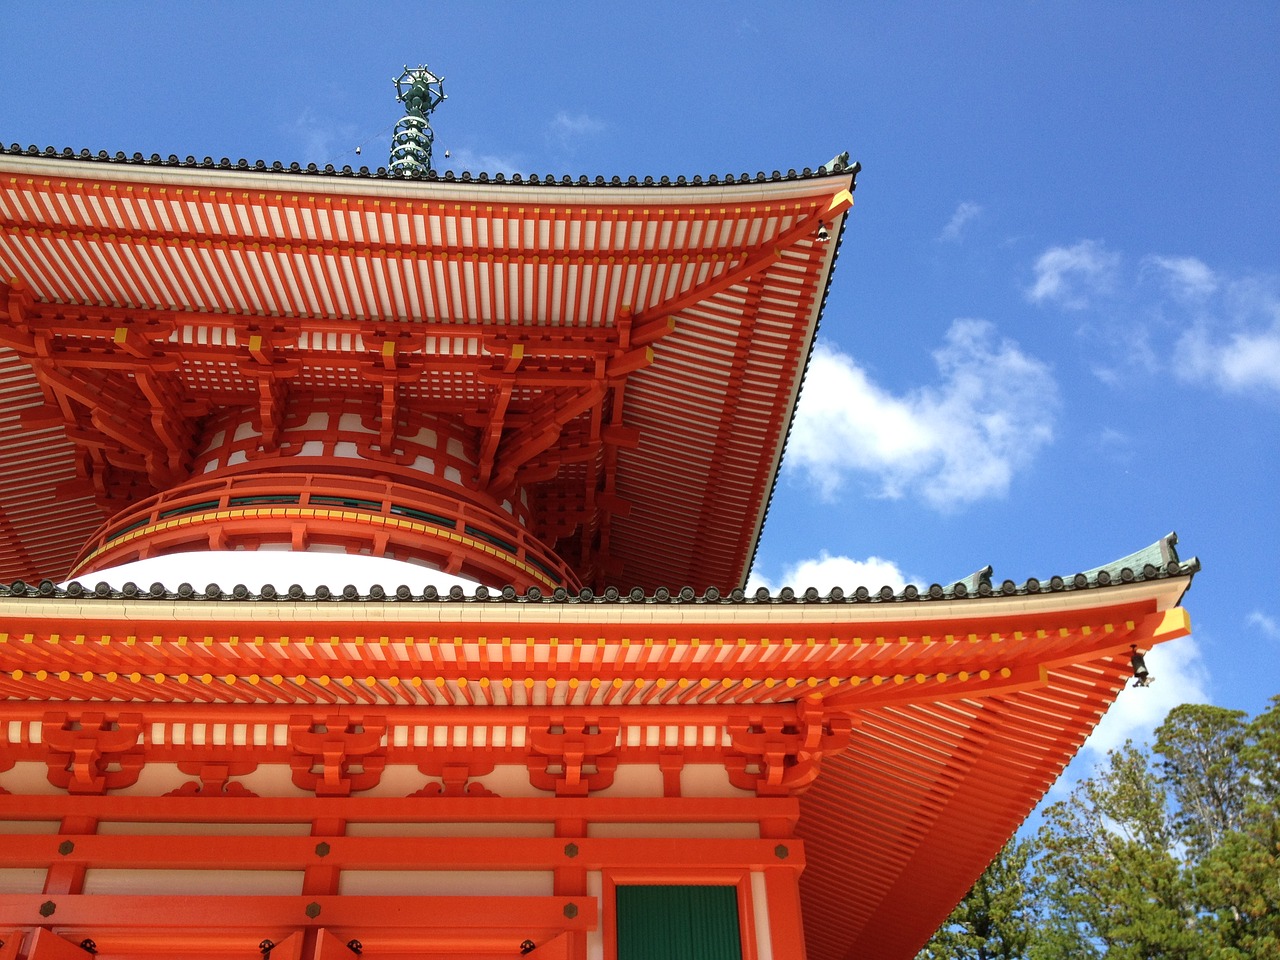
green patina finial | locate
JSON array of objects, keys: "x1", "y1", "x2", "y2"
[{"x1": 390, "y1": 64, "x2": 446, "y2": 176}]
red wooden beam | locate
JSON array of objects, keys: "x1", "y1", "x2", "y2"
[
  {"x1": 0, "y1": 794, "x2": 798, "y2": 826},
  {"x1": 0, "y1": 894, "x2": 597, "y2": 931},
  {"x1": 0, "y1": 835, "x2": 802, "y2": 874}
]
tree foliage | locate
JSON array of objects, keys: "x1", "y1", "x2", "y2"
[
  {"x1": 917, "y1": 696, "x2": 1280, "y2": 960},
  {"x1": 915, "y1": 838, "x2": 1036, "y2": 960}
]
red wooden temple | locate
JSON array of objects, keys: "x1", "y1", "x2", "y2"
[{"x1": 0, "y1": 120, "x2": 1195, "y2": 960}]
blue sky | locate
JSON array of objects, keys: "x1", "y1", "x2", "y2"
[{"x1": 2, "y1": 3, "x2": 1277, "y2": 773}]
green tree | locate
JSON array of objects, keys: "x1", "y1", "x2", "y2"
[
  {"x1": 1033, "y1": 743, "x2": 1202, "y2": 960},
  {"x1": 1153, "y1": 704, "x2": 1250, "y2": 858},
  {"x1": 1193, "y1": 696, "x2": 1280, "y2": 958},
  {"x1": 916, "y1": 838, "x2": 1038, "y2": 960},
  {"x1": 1243, "y1": 694, "x2": 1280, "y2": 804},
  {"x1": 920, "y1": 697, "x2": 1280, "y2": 959}
]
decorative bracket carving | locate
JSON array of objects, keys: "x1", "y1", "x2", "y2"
[
  {"x1": 167, "y1": 760, "x2": 259, "y2": 797},
  {"x1": 288, "y1": 715, "x2": 386, "y2": 796},
  {"x1": 526, "y1": 716, "x2": 619, "y2": 797},
  {"x1": 42, "y1": 712, "x2": 144, "y2": 795},
  {"x1": 412, "y1": 759, "x2": 498, "y2": 797},
  {"x1": 725, "y1": 699, "x2": 853, "y2": 796}
]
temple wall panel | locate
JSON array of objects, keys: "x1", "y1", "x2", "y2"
[
  {"x1": 586, "y1": 821, "x2": 760, "y2": 839},
  {"x1": 82, "y1": 868, "x2": 305, "y2": 896},
  {"x1": 339, "y1": 869, "x2": 555, "y2": 897},
  {"x1": 0, "y1": 791, "x2": 802, "y2": 959},
  {"x1": 97, "y1": 820, "x2": 311, "y2": 836},
  {"x1": 0, "y1": 867, "x2": 44, "y2": 894},
  {"x1": 344, "y1": 820, "x2": 556, "y2": 837}
]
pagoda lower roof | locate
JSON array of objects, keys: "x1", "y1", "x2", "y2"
[
  {"x1": 0, "y1": 538, "x2": 1196, "y2": 960},
  {"x1": 0, "y1": 150, "x2": 856, "y2": 591}
]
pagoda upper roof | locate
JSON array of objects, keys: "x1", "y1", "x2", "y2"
[{"x1": 0, "y1": 147, "x2": 857, "y2": 590}]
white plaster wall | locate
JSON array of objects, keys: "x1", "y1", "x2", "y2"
[
  {"x1": 752, "y1": 871, "x2": 775, "y2": 960},
  {"x1": 0, "y1": 761, "x2": 64, "y2": 795},
  {"x1": 345, "y1": 821, "x2": 556, "y2": 838},
  {"x1": 356, "y1": 764, "x2": 428, "y2": 797},
  {"x1": 339, "y1": 869, "x2": 554, "y2": 896},
  {"x1": 237, "y1": 763, "x2": 313, "y2": 797},
  {"x1": 587, "y1": 870, "x2": 604, "y2": 960},
  {"x1": 589, "y1": 763, "x2": 663, "y2": 798},
  {"x1": 586, "y1": 821, "x2": 760, "y2": 839},
  {"x1": 112, "y1": 761, "x2": 186, "y2": 796},
  {"x1": 0, "y1": 868, "x2": 45, "y2": 893},
  {"x1": 679, "y1": 763, "x2": 755, "y2": 798},
  {"x1": 74, "y1": 550, "x2": 480, "y2": 593},
  {"x1": 83, "y1": 868, "x2": 305, "y2": 895},
  {"x1": 0, "y1": 820, "x2": 58, "y2": 833},
  {"x1": 97, "y1": 821, "x2": 312, "y2": 836}
]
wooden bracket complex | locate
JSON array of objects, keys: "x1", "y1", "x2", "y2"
[
  {"x1": 412, "y1": 759, "x2": 498, "y2": 797},
  {"x1": 167, "y1": 760, "x2": 260, "y2": 797},
  {"x1": 288, "y1": 715, "x2": 387, "y2": 797},
  {"x1": 526, "y1": 716, "x2": 620, "y2": 797},
  {"x1": 725, "y1": 699, "x2": 853, "y2": 796},
  {"x1": 41, "y1": 712, "x2": 144, "y2": 795}
]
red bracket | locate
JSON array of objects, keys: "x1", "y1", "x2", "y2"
[
  {"x1": 526, "y1": 716, "x2": 620, "y2": 797},
  {"x1": 42, "y1": 711, "x2": 144, "y2": 795},
  {"x1": 167, "y1": 760, "x2": 260, "y2": 797},
  {"x1": 413, "y1": 759, "x2": 498, "y2": 797},
  {"x1": 288, "y1": 715, "x2": 387, "y2": 796},
  {"x1": 725, "y1": 700, "x2": 853, "y2": 796}
]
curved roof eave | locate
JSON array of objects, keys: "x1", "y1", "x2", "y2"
[
  {"x1": 0, "y1": 142, "x2": 860, "y2": 198},
  {"x1": 0, "y1": 534, "x2": 1197, "y2": 610}
]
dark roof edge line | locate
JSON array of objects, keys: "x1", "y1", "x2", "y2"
[
  {"x1": 0, "y1": 143, "x2": 861, "y2": 190},
  {"x1": 0, "y1": 554, "x2": 1199, "y2": 606},
  {"x1": 747, "y1": 167, "x2": 857, "y2": 585}
]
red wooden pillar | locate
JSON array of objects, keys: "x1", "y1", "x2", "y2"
[
  {"x1": 0, "y1": 930, "x2": 22, "y2": 960},
  {"x1": 42, "y1": 816, "x2": 96, "y2": 896},
  {"x1": 311, "y1": 928, "x2": 353, "y2": 960},
  {"x1": 301, "y1": 818, "x2": 347, "y2": 957},
  {"x1": 554, "y1": 817, "x2": 589, "y2": 960},
  {"x1": 764, "y1": 867, "x2": 807, "y2": 960}
]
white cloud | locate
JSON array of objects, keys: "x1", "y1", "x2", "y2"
[
  {"x1": 289, "y1": 108, "x2": 358, "y2": 166},
  {"x1": 1171, "y1": 270, "x2": 1280, "y2": 394},
  {"x1": 1078, "y1": 635, "x2": 1210, "y2": 759},
  {"x1": 1248, "y1": 610, "x2": 1280, "y2": 641},
  {"x1": 1027, "y1": 239, "x2": 1120, "y2": 309},
  {"x1": 747, "y1": 552, "x2": 908, "y2": 594},
  {"x1": 1176, "y1": 323, "x2": 1280, "y2": 394},
  {"x1": 787, "y1": 319, "x2": 1058, "y2": 508},
  {"x1": 1032, "y1": 244, "x2": 1280, "y2": 400},
  {"x1": 1095, "y1": 426, "x2": 1136, "y2": 467},
  {"x1": 1143, "y1": 254, "x2": 1219, "y2": 300},
  {"x1": 1088, "y1": 321, "x2": 1159, "y2": 386},
  {"x1": 547, "y1": 111, "x2": 605, "y2": 151},
  {"x1": 439, "y1": 146, "x2": 525, "y2": 175},
  {"x1": 938, "y1": 201, "x2": 982, "y2": 242},
  {"x1": 1098, "y1": 426, "x2": 1129, "y2": 448}
]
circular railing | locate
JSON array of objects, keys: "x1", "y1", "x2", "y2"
[{"x1": 71, "y1": 471, "x2": 578, "y2": 592}]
